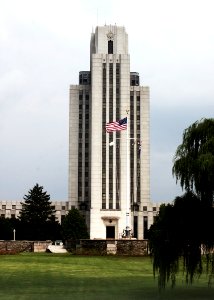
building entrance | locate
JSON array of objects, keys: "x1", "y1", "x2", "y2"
[{"x1": 106, "y1": 226, "x2": 115, "y2": 239}]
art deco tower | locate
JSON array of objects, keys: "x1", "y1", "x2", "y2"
[{"x1": 69, "y1": 25, "x2": 151, "y2": 239}]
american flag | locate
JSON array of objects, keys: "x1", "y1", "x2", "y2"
[{"x1": 105, "y1": 117, "x2": 127, "y2": 133}]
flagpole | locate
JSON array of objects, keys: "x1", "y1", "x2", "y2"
[
  {"x1": 106, "y1": 114, "x2": 131, "y2": 238},
  {"x1": 126, "y1": 110, "x2": 130, "y2": 237}
]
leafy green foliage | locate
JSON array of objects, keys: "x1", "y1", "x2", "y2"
[
  {"x1": 0, "y1": 217, "x2": 14, "y2": 240},
  {"x1": 0, "y1": 217, "x2": 27, "y2": 240},
  {"x1": 19, "y1": 184, "x2": 61, "y2": 240},
  {"x1": 149, "y1": 192, "x2": 214, "y2": 288},
  {"x1": 173, "y1": 118, "x2": 214, "y2": 205},
  {"x1": 150, "y1": 118, "x2": 214, "y2": 289},
  {"x1": 61, "y1": 208, "x2": 89, "y2": 240}
]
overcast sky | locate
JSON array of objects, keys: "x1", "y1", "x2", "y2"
[{"x1": 0, "y1": 0, "x2": 213, "y2": 203}]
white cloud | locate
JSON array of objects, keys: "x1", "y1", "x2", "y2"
[{"x1": 0, "y1": 69, "x2": 27, "y2": 97}]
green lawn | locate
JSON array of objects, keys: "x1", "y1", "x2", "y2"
[{"x1": 0, "y1": 253, "x2": 213, "y2": 300}]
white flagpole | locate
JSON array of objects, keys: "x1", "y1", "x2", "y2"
[{"x1": 126, "y1": 110, "x2": 130, "y2": 237}]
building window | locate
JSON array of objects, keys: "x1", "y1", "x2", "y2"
[
  {"x1": 153, "y1": 207, "x2": 157, "y2": 211},
  {"x1": 1, "y1": 214, "x2": 5, "y2": 218},
  {"x1": 143, "y1": 206, "x2": 147, "y2": 211},
  {"x1": 11, "y1": 214, "x2": 15, "y2": 218},
  {"x1": 2, "y1": 205, "x2": 6, "y2": 209},
  {"x1": 108, "y1": 40, "x2": 113, "y2": 54},
  {"x1": 62, "y1": 206, "x2": 65, "y2": 210},
  {"x1": 134, "y1": 216, "x2": 138, "y2": 238},
  {"x1": 12, "y1": 205, "x2": 16, "y2": 209},
  {"x1": 143, "y1": 216, "x2": 148, "y2": 239}
]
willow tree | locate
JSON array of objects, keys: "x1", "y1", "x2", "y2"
[
  {"x1": 173, "y1": 118, "x2": 214, "y2": 206},
  {"x1": 149, "y1": 118, "x2": 214, "y2": 289}
]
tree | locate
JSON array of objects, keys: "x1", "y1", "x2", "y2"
[
  {"x1": 61, "y1": 208, "x2": 89, "y2": 240},
  {"x1": 0, "y1": 217, "x2": 22, "y2": 240},
  {"x1": 173, "y1": 118, "x2": 214, "y2": 205},
  {"x1": 0, "y1": 217, "x2": 13, "y2": 240},
  {"x1": 19, "y1": 183, "x2": 59, "y2": 240},
  {"x1": 149, "y1": 118, "x2": 214, "y2": 289},
  {"x1": 149, "y1": 192, "x2": 214, "y2": 288}
]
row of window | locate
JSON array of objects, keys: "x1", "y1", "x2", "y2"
[
  {"x1": 1, "y1": 205, "x2": 17, "y2": 209},
  {"x1": 1, "y1": 214, "x2": 16, "y2": 218},
  {"x1": 1, "y1": 206, "x2": 69, "y2": 210},
  {"x1": 78, "y1": 90, "x2": 91, "y2": 203}
]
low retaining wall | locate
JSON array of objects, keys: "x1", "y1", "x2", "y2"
[
  {"x1": 0, "y1": 241, "x2": 33, "y2": 254},
  {"x1": 68, "y1": 239, "x2": 149, "y2": 256},
  {"x1": 33, "y1": 241, "x2": 52, "y2": 252},
  {"x1": 117, "y1": 240, "x2": 148, "y2": 255},
  {"x1": 76, "y1": 240, "x2": 108, "y2": 255},
  {"x1": 0, "y1": 240, "x2": 149, "y2": 255},
  {"x1": 0, "y1": 241, "x2": 52, "y2": 254}
]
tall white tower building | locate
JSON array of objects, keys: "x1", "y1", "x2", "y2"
[{"x1": 69, "y1": 25, "x2": 153, "y2": 239}]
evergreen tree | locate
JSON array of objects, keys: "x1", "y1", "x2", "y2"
[{"x1": 19, "y1": 183, "x2": 58, "y2": 240}]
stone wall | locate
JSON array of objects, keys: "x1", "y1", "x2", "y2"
[
  {"x1": 76, "y1": 240, "x2": 108, "y2": 255},
  {"x1": 0, "y1": 239, "x2": 149, "y2": 255},
  {"x1": 69, "y1": 239, "x2": 149, "y2": 256},
  {"x1": 0, "y1": 241, "x2": 52, "y2": 254},
  {"x1": 33, "y1": 241, "x2": 52, "y2": 252},
  {"x1": 116, "y1": 240, "x2": 148, "y2": 255},
  {"x1": 0, "y1": 241, "x2": 33, "y2": 254}
]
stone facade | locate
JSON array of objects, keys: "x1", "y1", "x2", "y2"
[
  {"x1": 69, "y1": 25, "x2": 157, "y2": 240},
  {"x1": 0, "y1": 201, "x2": 22, "y2": 219},
  {"x1": 0, "y1": 201, "x2": 69, "y2": 223}
]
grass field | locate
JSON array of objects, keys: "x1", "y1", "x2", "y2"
[{"x1": 0, "y1": 253, "x2": 213, "y2": 300}]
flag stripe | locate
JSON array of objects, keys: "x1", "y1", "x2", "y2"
[{"x1": 106, "y1": 117, "x2": 127, "y2": 133}]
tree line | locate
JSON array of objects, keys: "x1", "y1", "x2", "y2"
[{"x1": 0, "y1": 183, "x2": 89, "y2": 241}]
